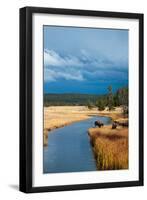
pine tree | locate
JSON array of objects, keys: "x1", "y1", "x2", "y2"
[{"x1": 107, "y1": 85, "x2": 114, "y2": 110}]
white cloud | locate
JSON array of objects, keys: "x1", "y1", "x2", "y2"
[
  {"x1": 44, "y1": 49, "x2": 128, "y2": 82},
  {"x1": 44, "y1": 68, "x2": 84, "y2": 82},
  {"x1": 44, "y1": 49, "x2": 83, "y2": 67},
  {"x1": 44, "y1": 49, "x2": 85, "y2": 82}
]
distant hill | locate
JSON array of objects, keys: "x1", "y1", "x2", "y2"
[
  {"x1": 44, "y1": 86, "x2": 128, "y2": 107},
  {"x1": 44, "y1": 93, "x2": 105, "y2": 106}
]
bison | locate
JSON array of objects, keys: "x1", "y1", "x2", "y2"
[
  {"x1": 119, "y1": 121, "x2": 128, "y2": 127},
  {"x1": 112, "y1": 122, "x2": 117, "y2": 129},
  {"x1": 113, "y1": 120, "x2": 128, "y2": 127},
  {"x1": 94, "y1": 120, "x2": 104, "y2": 128}
]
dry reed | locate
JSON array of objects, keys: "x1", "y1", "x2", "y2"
[{"x1": 88, "y1": 126, "x2": 128, "y2": 170}]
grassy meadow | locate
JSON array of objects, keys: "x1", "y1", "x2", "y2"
[
  {"x1": 88, "y1": 122, "x2": 128, "y2": 170},
  {"x1": 43, "y1": 87, "x2": 129, "y2": 170}
]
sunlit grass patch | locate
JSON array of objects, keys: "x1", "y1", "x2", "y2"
[{"x1": 88, "y1": 126, "x2": 128, "y2": 170}]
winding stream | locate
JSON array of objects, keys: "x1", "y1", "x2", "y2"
[{"x1": 43, "y1": 116, "x2": 111, "y2": 173}]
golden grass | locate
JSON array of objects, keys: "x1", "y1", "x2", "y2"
[{"x1": 88, "y1": 126, "x2": 128, "y2": 170}]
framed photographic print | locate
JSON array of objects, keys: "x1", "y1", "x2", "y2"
[{"x1": 19, "y1": 7, "x2": 144, "y2": 193}]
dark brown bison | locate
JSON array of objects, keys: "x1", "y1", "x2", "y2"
[
  {"x1": 94, "y1": 120, "x2": 104, "y2": 128},
  {"x1": 119, "y1": 121, "x2": 129, "y2": 127},
  {"x1": 114, "y1": 120, "x2": 128, "y2": 127},
  {"x1": 112, "y1": 122, "x2": 117, "y2": 129}
]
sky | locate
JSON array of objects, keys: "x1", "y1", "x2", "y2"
[{"x1": 44, "y1": 26, "x2": 128, "y2": 95}]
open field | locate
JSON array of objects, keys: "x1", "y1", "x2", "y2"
[
  {"x1": 88, "y1": 125, "x2": 128, "y2": 170},
  {"x1": 43, "y1": 106, "x2": 124, "y2": 146},
  {"x1": 44, "y1": 106, "x2": 98, "y2": 145}
]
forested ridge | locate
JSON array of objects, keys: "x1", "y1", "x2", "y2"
[
  {"x1": 44, "y1": 93, "x2": 103, "y2": 106},
  {"x1": 44, "y1": 86, "x2": 128, "y2": 111}
]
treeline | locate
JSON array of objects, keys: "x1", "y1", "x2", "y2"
[
  {"x1": 44, "y1": 93, "x2": 102, "y2": 106},
  {"x1": 44, "y1": 86, "x2": 128, "y2": 113},
  {"x1": 91, "y1": 86, "x2": 128, "y2": 113}
]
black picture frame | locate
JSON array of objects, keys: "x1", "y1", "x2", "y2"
[{"x1": 19, "y1": 6, "x2": 144, "y2": 193}]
